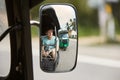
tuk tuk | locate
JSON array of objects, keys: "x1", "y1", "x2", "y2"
[
  {"x1": 58, "y1": 30, "x2": 69, "y2": 51},
  {"x1": 40, "y1": 6, "x2": 60, "y2": 72}
]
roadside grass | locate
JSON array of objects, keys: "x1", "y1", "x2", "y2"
[
  {"x1": 31, "y1": 24, "x2": 100, "y2": 38},
  {"x1": 78, "y1": 24, "x2": 120, "y2": 46},
  {"x1": 116, "y1": 25, "x2": 120, "y2": 35},
  {"x1": 31, "y1": 26, "x2": 39, "y2": 37},
  {"x1": 78, "y1": 24, "x2": 100, "y2": 37},
  {"x1": 93, "y1": 40, "x2": 120, "y2": 45},
  {"x1": 31, "y1": 24, "x2": 120, "y2": 41}
]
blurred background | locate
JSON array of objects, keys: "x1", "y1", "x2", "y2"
[
  {"x1": 0, "y1": 0, "x2": 120, "y2": 79},
  {"x1": 30, "y1": 0, "x2": 120, "y2": 57},
  {"x1": 30, "y1": 0, "x2": 120, "y2": 80},
  {"x1": 31, "y1": 0, "x2": 120, "y2": 42}
]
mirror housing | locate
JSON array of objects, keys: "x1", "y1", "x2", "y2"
[{"x1": 39, "y1": 4, "x2": 78, "y2": 72}]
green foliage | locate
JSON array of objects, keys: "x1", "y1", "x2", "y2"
[
  {"x1": 30, "y1": 0, "x2": 100, "y2": 37},
  {"x1": 30, "y1": 4, "x2": 40, "y2": 20},
  {"x1": 115, "y1": 18, "x2": 120, "y2": 35},
  {"x1": 31, "y1": 26, "x2": 39, "y2": 37},
  {"x1": 69, "y1": 0, "x2": 98, "y2": 25},
  {"x1": 78, "y1": 24, "x2": 100, "y2": 37},
  {"x1": 69, "y1": 0, "x2": 93, "y2": 14}
]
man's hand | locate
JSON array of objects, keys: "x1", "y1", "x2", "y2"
[{"x1": 42, "y1": 50, "x2": 49, "y2": 57}]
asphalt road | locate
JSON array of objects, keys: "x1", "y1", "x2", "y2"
[
  {"x1": 1, "y1": 37, "x2": 120, "y2": 80},
  {"x1": 31, "y1": 38, "x2": 120, "y2": 80},
  {"x1": 33, "y1": 55, "x2": 120, "y2": 80},
  {"x1": 56, "y1": 39, "x2": 77, "y2": 71}
]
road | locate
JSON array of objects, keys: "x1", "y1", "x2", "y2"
[
  {"x1": 56, "y1": 39, "x2": 77, "y2": 71},
  {"x1": 31, "y1": 37, "x2": 120, "y2": 80},
  {"x1": 33, "y1": 55, "x2": 120, "y2": 80},
  {"x1": 0, "y1": 37, "x2": 120, "y2": 80}
]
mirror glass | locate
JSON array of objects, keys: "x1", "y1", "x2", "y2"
[{"x1": 39, "y1": 4, "x2": 78, "y2": 72}]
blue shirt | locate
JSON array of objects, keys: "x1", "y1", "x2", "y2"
[{"x1": 41, "y1": 36, "x2": 59, "y2": 51}]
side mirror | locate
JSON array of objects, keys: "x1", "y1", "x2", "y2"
[{"x1": 39, "y1": 4, "x2": 78, "y2": 72}]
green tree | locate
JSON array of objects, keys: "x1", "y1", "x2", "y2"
[{"x1": 69, "y1": 0, "x2": 98, "y2": 26}]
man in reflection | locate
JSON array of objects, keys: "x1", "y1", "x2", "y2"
[{"x1": 41, "y1": 28, "x2": 59, "y2": 60}]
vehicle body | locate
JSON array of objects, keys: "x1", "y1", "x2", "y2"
[{"x1": 0, "y1": 0, "x2": 44, "y2": 80}]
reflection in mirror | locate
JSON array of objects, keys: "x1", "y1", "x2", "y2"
[{"x1": 40, "y1": 4, "x2": 78, "y2": 72}]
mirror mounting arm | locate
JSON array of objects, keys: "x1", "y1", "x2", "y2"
[
  {"x1": 0, "y1": 24, "x2": 22, "y2": 42},
  {"x1": 30, "y1": 20, "x2": 40, "y2": 27}
]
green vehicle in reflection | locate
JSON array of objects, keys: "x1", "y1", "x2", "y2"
[{"x1": 58, "y1": 30, "x2": 69, "y2": 51}]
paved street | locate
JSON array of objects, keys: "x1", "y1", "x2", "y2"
[
  {"x1": 0, "y1": 37, "x2": 120, "y2": 80},
  {"x1": 33, "y1": 55, "x2": 120, "y2": 80},
  {"x1": 56, "y1": 39, "x2": 77, "y2": 71},
  {"x1": 31, "y1": 37, "x2": 120, "y2": 80}
]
